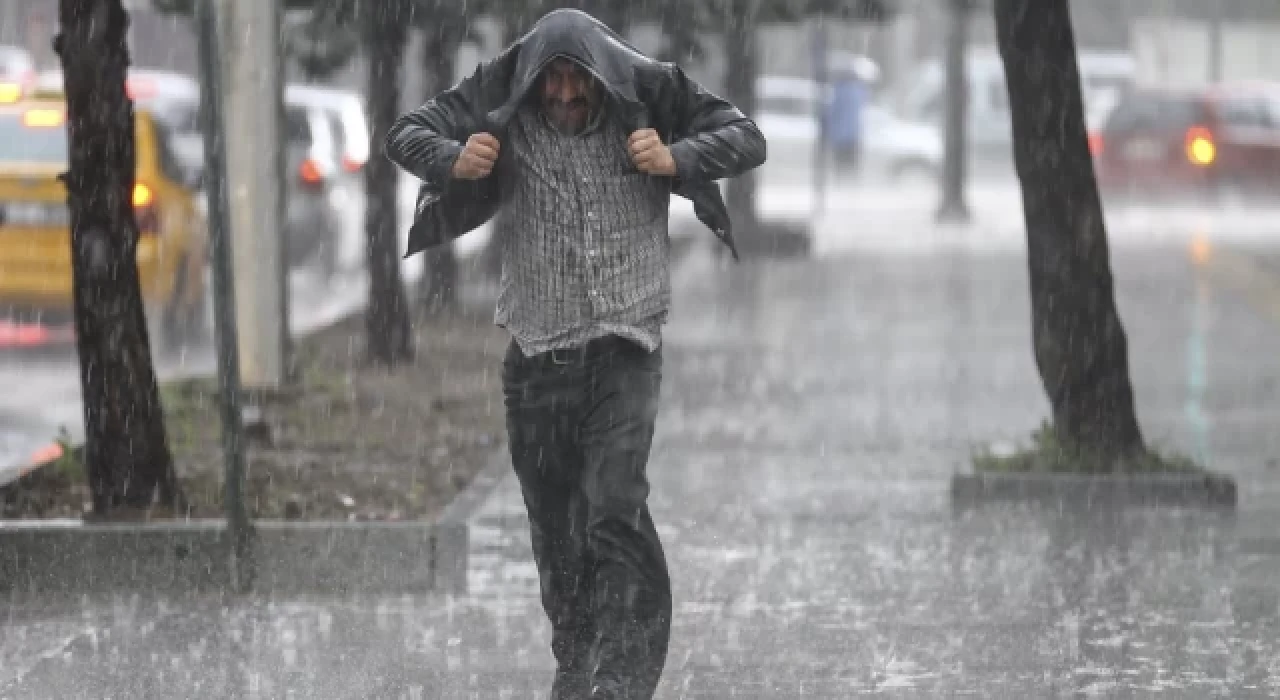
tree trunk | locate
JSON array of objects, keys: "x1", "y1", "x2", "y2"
[
  {"x1": 56, "y1": 0, "x2": 181, "y2": 514},
  {"x1": 937, "y1": 0, "x2": 971, "y2": 222},
  {"x1": 994, "y1": 0, "x2": 1144, "y2": 464},
  {"x1": 722, "y1": 6, "x2": 760, "y2": 244},
  {"x1": 417, "y1": 25, "x2": 459, "y2": 312},
  {"x1": 364, "y1": 2, "x2": 414, "y2": 365},
  {"x1": 659, "y1": 1, "x2": 704, "y2": 65}
]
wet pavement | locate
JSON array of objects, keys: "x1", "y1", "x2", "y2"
[{"x1": 4, "y1": 227, "x2": 1280, "y2": 698}]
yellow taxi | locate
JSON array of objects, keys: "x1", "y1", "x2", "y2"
[{"x1": 0, "y1": 93, "x2": 208, "y2": 349}]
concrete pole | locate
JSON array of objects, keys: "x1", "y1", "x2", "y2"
[
  {"x1": 195, "y1": 0, "x2": 250, "y2": 593},
  {"x1": 216, "y1": 0, "x2": 287, "y2": 389}
]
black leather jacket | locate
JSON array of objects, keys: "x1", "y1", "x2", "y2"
[{"x1": 384, "y1": 9, "x2": 766, "y2": 261}]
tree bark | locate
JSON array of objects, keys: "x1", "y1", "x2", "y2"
[
  {"x1": 722, "y1": 3, "x2": 760, "y2": 243},
  {"x1": 994, "y1": 0, "x2": 1144, "y2": 465},
  {"x1": 56, "y1": 0, "x2": 181, "y2": 514},
  {"x1": 417, "y1": 24, "x2": 459, "y2": 312},
  {"x1": 363, "y1": 1, "x2": 414, "y2": 365}
]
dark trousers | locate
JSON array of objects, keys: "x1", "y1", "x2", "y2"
[{"x1": 501, "y1": 335, "x2": 672, "y2": 700}]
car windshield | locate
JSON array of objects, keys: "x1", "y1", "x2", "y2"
[
  {"x1": 1104, "y1": 94, "x2": 1206, "y2": 132},
  {"x1": 0, "y1": 111, "x2": 68, "y2": 164}
]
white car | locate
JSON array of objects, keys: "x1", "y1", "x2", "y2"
[
  {"x1": 862, "y1": 105, "x2": 943, "y2": 183},
  {"x1": 284, "y1": 84, "x2": 370, "y2": 173},
  {"x1": 284, "y1": 84, "x2": 371, "y2": 271},
  {"x1": 754, "y1": 75, "x2": 826, "y2": 177},
  {"x1": 752, "y1": 75, "x2": 943, "y2": 185}
]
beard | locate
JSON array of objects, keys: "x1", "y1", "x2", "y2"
[{"x1": 544, "y1": 97, "x2": 591, "y2": 134}]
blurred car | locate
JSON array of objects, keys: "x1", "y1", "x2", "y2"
[
  {"x1": 37, "y1": 69, "x2": 346, "y2": 278},
  {"x1": 284, "y1": 84, "x2": 369, "y2": 174},
  {"x1": 0, "y1": 98, "x2": 209, "y2": 349},
  {"x1": 35, "y1": 68, "x2": 205, "y2": 180},
  {"x1": 0, "y1": 46, "x2": 35, "y2": 104},
  {"x1": 753, "y1": 74, "x2": 943, "y2": 185},
  {"x1": 889, "y1": 49, "x2": 1136, "y2": 180},
  {"x1": 754, "y1": 75, "x2": 826, "y2": 176},
  {"x1": 282, "y1": 102, "x2": 344, "y2": 277},
  {"x1": 862, "y1": 104, "x2": 943, "y2": 183},
  {"x1": 1092, "y1": 82, "x2": 1280, "y2": 203},
  {"x1": 284, "y1": 84, "x2": 370, "y2": 271}
]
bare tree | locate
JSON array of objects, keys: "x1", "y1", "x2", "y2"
[
  {"x1": 363, "y1": 0, "x2": 415, "y2": 364},
  {"x1": 56, "y1": 0, "x2": 181, "y2": 514},
  {"x1": 994, "y1": 0, "x2": 1144, "y2": 465},
  {"x1": 414, "y1": 7, "x2": 467, "y2": 311}
]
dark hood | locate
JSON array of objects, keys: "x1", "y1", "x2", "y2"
[{"x1": 487, "y1": 9, "x2": 650, "y2": 128}]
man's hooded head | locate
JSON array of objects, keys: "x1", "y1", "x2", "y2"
[{"x1": 507, "y1": 9, "x2": 642, "y2": 135}]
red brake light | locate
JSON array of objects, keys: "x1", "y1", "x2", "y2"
[
  {"x1": 125, "y1": 78, "x2": 155, "y2": 100},
  {"x1": 341, "y1": 155, "x2": 364, "y2": 173},
  {"x1": 1087, "y1": 131, "x2": 1103, "y2": 157},
  {"x1": 299, "y1": 158, "x2": 325, "y2": 186},
  {"x1": 1185, "y1": 126, "x2": 1216, "y2": 166},
  {"x1": 0, "y1": 321, "x2": 51, "y2": 346}
]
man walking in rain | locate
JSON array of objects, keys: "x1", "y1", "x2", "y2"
[{"x1": 385, "y1": 9, "x2": 765, "y2": 699}]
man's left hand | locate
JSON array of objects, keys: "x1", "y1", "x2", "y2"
[{"x1": 628, "y1": 129, "x2": 677, "y2": 177}]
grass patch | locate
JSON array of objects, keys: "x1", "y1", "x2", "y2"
[
  {"x1": 973, "y1": 422, "x2": 1204, "y2": 474},
  {"x1": 49, "y1": 426, "x2": 84, "y2": 482}
]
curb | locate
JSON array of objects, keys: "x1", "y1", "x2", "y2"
[
  {"x1": 950, "y1": 471, "x2": 1239, "y2": 510},
  {"x1": 432, "y1": 447, "x2": 513, "y2": 594},
  {"x1": 0, "y1": 519, "x2": 432, "y2": 596},
  {"x1": 0, "y1": 448, "x2": 515, "y2": 597}
]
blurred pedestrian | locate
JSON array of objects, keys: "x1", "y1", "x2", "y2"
[
  {"x1": 385, "y1": 9, "x2": 765, "y2": 699},
  {"x1": 826, "y1": 63, "x2": 869, "y2": 178}
]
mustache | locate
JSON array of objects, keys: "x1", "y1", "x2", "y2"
[{"x1": 546, "y1": 97, "x2": 589, "y2": 110}]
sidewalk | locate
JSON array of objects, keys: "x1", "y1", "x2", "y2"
[{"x1": 4, "y1": 238, "x2": 1280, "y2": 698}]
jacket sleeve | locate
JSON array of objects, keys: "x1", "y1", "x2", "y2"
[
  {"x1": 664, "y1": 65, "x2": 767, "y2": 184},
  {"x1": 384, "y1": 58, "x2": 500, "y2": 190}
]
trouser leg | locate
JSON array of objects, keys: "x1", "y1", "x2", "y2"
[
  {"x1": 580, "y1": 344, "x2": 671, "y2": 700},
  {"x1": 503, "y1": 343, "x2": 595, "y2": 699}
]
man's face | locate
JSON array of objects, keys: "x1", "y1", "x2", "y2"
[{"x1": 540, "y1": 57, "x2": 598, "y2": 133}]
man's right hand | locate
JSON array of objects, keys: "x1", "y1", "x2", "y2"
[{"x1": 451, "y1": 133, "x2": 501, "y2": 180}]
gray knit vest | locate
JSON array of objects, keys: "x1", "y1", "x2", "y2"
[{"x1": 493, "y1": 105, "x2": 672, "y2": 355}]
